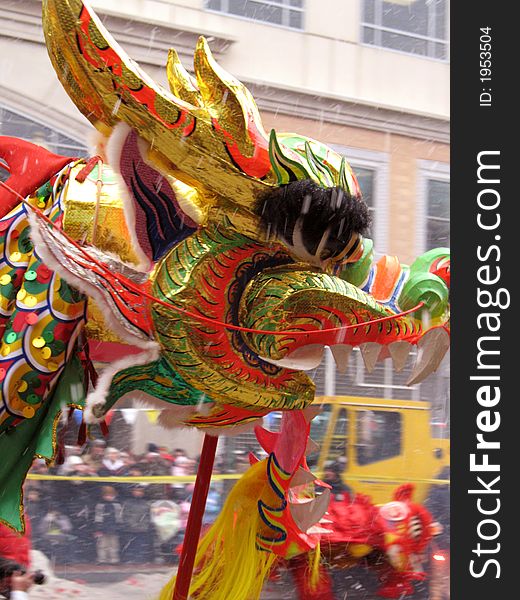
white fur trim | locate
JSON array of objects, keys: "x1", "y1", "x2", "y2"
[
  {"x1": 84, "y1": 345, "x2": 160, "y2": 424},
  {"x1": 86, "y1": 129, "x2": 109, "y2": 163},
  {"x1": 102, "y1": 390, "x2": 264, "y2": 434}
]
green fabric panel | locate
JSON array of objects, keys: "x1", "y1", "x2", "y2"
[
  {"x1": 105, "y1": 357, "x2": 209, "y2": 414},
  {"x1": 0, "y1": 357, "x2": 85, "y2": 532}
]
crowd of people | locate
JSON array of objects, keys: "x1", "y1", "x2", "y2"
[{"x1": 23, "y1": 440, "x2": 225, "y2": 567}]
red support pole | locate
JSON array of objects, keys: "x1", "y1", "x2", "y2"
[{"x1": 172, "y1": 433, "x2": 218, "y2": 600}]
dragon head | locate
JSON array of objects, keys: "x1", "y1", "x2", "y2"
[
  {"x1": 34, "y1": 0, "x2": 450, "y2": 430},
  {"x1": 377, "y1": 484, "x2": 440, "y2": 577}
]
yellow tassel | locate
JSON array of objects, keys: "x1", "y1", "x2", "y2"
[
  {"x1": 158, "y1": 460, "x2": 277, "y2": 600},
  {"x1": 308, "y1": 541, "x2": 322, "y2": 590}
]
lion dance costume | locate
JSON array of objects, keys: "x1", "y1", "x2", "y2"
[{"x1": 0, "y1": 1, "x2": 450, "y2": 598}]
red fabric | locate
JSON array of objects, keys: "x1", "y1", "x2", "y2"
[
  {"x1": 88, "y1": 341, "x2": 144, "y2": 362},
  {"x1": 0, "y1": 519, "x2": 32, "y2": 568},
  {"x1": 377, "y1": 571, "x2": 415, "y2": 599},
  {"x1": 289, "y1": 555, "x2": 334, "y2": 600},
  {"x1": 0, "y1": 136, "x2": 74, "y2": 216},
  {"x1": 320, "y1": 494, "x2": 382, "y2": 547}
]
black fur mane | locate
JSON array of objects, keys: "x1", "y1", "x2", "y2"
[{"x1": 255, "y1": 180, "x2": 371, "y2": 260}]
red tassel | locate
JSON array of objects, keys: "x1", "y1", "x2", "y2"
[
  {"x1": 55, "y1": 408, "x2": 75, "y2": 464},
  {"x1": 77, "y1": 420, "x2": 87, "y2": 446},
  {"x1": 99, "y1": 419, "x2": 109, "y2": 437}
]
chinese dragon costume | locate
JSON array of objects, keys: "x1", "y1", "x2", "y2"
[
  {"x1": 0, "y1": 1, "x2": 450, "y2": 598},
  {"x1": 286, "y1": 483, "x2": 441, "y2": 599}
]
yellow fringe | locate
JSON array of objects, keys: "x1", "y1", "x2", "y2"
[
  {"x1": 158, "y1": 460, "x2": 277, "y2": 600},
  {"x1": 308, "y1": 542, "x2": 322, "y2": 590}
]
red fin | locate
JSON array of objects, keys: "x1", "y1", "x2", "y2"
[{"x1": 0, "y1": 136, "x2": 75, "y2": 216}]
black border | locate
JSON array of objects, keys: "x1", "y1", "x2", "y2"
[{"x1": 451, "y1": 3, "x2": 514, "y2": 598}]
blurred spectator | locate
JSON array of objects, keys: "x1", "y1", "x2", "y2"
[
  {"x1": 59, "y1": 454, "x2": 84, "y2": 476},
  {"x1": 140, "y1": 452, "x2": 169, "y2": 475},
  {"x1": 151, "y1": 500, "x2": 181, "y2": 563},
  {"x1": 28, "y1": 458, "x2": 47, "y2": 475},
  {"x1": 24, "y1": 441, "x2": 224, "y2": 567},
  {"x1": 98, "y1": 448, "x2": 126, "y2": 476},
  {"x1": 121, "y1": 485, "x2": 153, "y2": 564},
  {"x1": 119, "y1": 451, "x2": 135, "y2": 470},
  {"x1": 203, "y1": 488, "x2": 221, "y2": 525},
  {"x1": 122, "y1": 465, "x2": 148, "y2": 500},
  {"x1": 94, "y1": 486, "x2": 122, "y2": 564},
  {"x1": 57, "y1": 446, "x2": 83, "y2": 476},
  {"x1": 81, "y1": 439, "x2": 107, "y2": 472},
  {"x1": 323, "y1": 461, "x2": 352, "y2": 501},
  {"x1": 140, "y1": 452, "x2": 170, "y2": 500},
  {"x1": 170, "y1": 449, "x2": 195, "y2": 501},
  {"x1": 23, "y1": 490, "x2": 46, "y2": 554},
  {"x1": 63, "y1": 467, "x2": 96, "y2": 563},
  {"x1": 36, "y1": 509, "x2": 73, "y2": 564},
  {"x1": 157, "y1": 446, "x2": 175, "y2": 463},
  {"x1": 0, "y1": 563, "x2": 34, "y2": 600}
]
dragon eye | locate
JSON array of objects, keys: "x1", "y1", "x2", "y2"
[{"x1": 327, "y1": 234, "x2": 363, "y2": 265}]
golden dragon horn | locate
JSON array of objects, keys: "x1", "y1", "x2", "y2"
[{"x1": 42, "y1": 0, "x2": 277, "y2": 205}]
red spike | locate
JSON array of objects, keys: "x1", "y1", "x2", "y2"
[
  {"x1": 254, "y1": 425, "x2": 278, "y2": 454},
  {"x1": 248, "y1": 452, "x2": 260, "y2": 465},
  {"x1": 394, "y1": 483, "x2": 415, "y2": 501}
]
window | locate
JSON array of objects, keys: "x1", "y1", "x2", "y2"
[
  {"x1": 426, "y1": 179, "x2": 449, "y2": 249},
  {"x1": 206, "y1": 0, "x2": 304, "y2": 30},
  {"x1": 355, "y1": 409, "x2": 401, "y2": 465},
  {"x1": 353, "y1": 166, "x2": 376, "y2": 239},
  {"x1": 324, "y1": 407, "x2": 348, "y2": 463},
  {"x1": 417, "y1": 159, "x2": 450, "y2": 253},
  {"x1": 309, "y1": 403, "x2": 332, "y2": 442},
  {"x1": 0, "y1": 104, "x2": 87, "y2": 156},
  {"x1": 362, "y1": 0, "x2": 449, "y2": 61},
  {"x1": 331, "y1": 146, "x2": 389, "y2": 252}
]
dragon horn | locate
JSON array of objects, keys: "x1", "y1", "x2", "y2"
[{"x1": 42, "y1": 0, "x2": 276, "y2": 205}]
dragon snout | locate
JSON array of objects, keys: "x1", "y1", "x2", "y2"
[{"x1": 240, "y1": 268, "x2": 449, "y2": 385}]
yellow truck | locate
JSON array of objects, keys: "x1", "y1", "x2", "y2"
[{"x1": 309, "y1": 395, "x2": 450, "y2": 504}]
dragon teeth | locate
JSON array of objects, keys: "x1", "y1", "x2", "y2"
[
  {"x1": 289, "y1": 488, "x2": 331, "y2": 533},
  {"x1": 305, "y1": 437, "x2": 320, "y2": 456},
  {"x1": 407, "y1": 328, "x2": 450, "y2": 385},
  {"x1": 290, "y1": 467, "x2": 317, "y2": 488},
  {"x1": 388, "y1": 341, "x2": 413, "y2": 372},
  {"x1": 359, "y1": 342, "x2": 382, "y2": 373},
  {"x1": 330, "y1": 344, "x2": 353, "y2": 374},
  {"x1": 262, "y1": 344, "x2": 325, "y2": 371}
]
